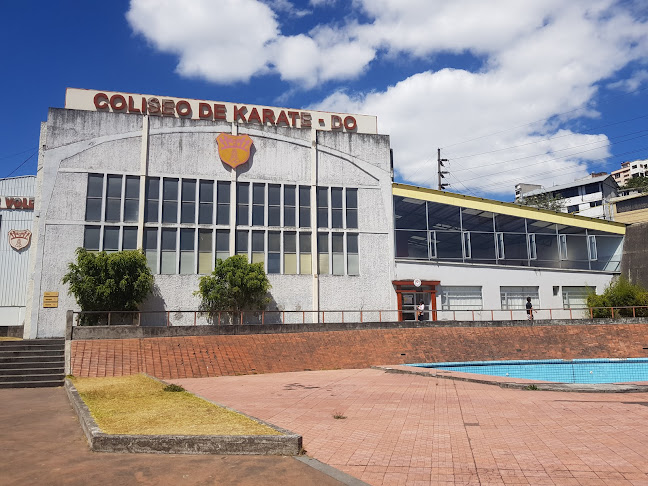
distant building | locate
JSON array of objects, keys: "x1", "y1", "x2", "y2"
[
  {"x1": 514, "y1": 183, "x2": 541, "y2": 200},
  {"x1": 515, "y1": 174, "x2": 618, "y2": 220},
  {"x1": 611, "y1": 159, "x2": 648, "y2": 186},
  {"x1": 611, "y1": 192, "x2": 648, "y2": 224}
]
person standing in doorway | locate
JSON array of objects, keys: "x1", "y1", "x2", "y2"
[
  {"x1": 417, "y1": 300, "x2": 425, "y2": 321},
  {"x1": 526, "y1": 297, "x2": 534, "y2": 320}
]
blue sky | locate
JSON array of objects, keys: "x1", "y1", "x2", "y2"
[{"x1": 1, "y1": 0, "x2": 647, "y2": 201}]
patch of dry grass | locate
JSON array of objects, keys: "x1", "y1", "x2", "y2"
[{"x1": 71, "y1": 374, "x2": 280, "y2": 436}]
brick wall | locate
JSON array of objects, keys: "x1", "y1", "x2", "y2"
[{"x1": 70, "y1": 323, "x2": 648, "y2": 378}]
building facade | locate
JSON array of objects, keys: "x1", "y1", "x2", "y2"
[
  {"x1": 20, "y1": 89, "x2": 628, "y2": 338},
  {"x1": 611, "y1": 159, "x2": 648, "y2": 187}
]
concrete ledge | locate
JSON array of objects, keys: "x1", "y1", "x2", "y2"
[
  {"x1": 0, "y1": 325, "x2": 24, "y2": 338},
  {"x1": 64, "y1": 379, "x2": 302, "y2": 454},
  {"x1": 376, "y1": 365, "x2": 648, "y2": 393},
  {"x1": 69, "y1": 317, "x2": 646, "y2": 340}
]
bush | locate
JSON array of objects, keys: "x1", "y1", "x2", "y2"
[
  {"x1": 587, "y1": 277, "x2": 648, "y2": 318},
  {"x1": 62, "y1": 249, "x2": 154, "y2": 325},
  {"x1": 195, "y1": 255, "x2": 271, "y2": 323}
]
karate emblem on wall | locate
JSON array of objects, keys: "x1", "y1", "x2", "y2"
[
  {"x1": 216, "y1": 134, "x2": 253, "y2": 169},
  {"x1": 9, "y1": 229, "x2": 32, "y2": 251}
]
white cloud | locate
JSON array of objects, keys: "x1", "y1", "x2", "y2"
[
  {"x1": 127, "y1": 0, "x2": 648, "y2": 197},
  {"x1": 608, "y1": 70, "x2": 648, "y2": 92}
]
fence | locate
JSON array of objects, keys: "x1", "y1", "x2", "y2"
[{"x1": 70, "y1": 306, "x2": 648, "y2": 327}]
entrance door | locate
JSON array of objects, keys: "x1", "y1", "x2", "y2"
[
  {"x1": 393, "y1": 280, "x2": 440, "y2": 321},
  {"x1": 401, "y1": 292, "x2": 432, "y2": 321}
]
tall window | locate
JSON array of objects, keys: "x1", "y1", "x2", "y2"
[
  {"x1": 500, "y1": 286, "x2": 539, "y2": 310},
  {"x1": 331, "y1": 188, "x2": 343, "y2": 228},
  {"x1": 181, "y1": 179, "x2": 196, "y2": 224},
  {"x1": 268, "y1": 184, "x2": 281, "y2": 226},
  {"x1": 346, "y1": 188, "x2": 358, "y2": 229},
  {"x1": 252, "y1": 183, "x2": 265, "y2": 226},
  {"x1": 299, "y1": 233, "x2": 311, "y2": 274},
  {"x1": 105, "y1": 175, "x2": 122, "y2": 222},
  {"x1": 83, "y1": 226, "x2": 100, "y2": 251},
  {"x1": 318, "y1": 233, "x2": 329, "y2": 274},
  {"x1": 122, "y1": 227, "x2": 138, "y2": 250},
  {"x1": 237, "y1": 182, "x2": 249, "y2": 225},
  {"x1": 161, "y1": 228, "x2": 177, "y2": 274},
  {"x1": 144, "y1": 228, "x2": 158, "y2": 272},
  {"x1": 215, "y1": 230, "x2": 230, "y2": 261},
  {"x1": 332, "y1": 233, "x2": 344, "y2": 275},
  {"x1": 299, "y1": 186, "x2": 311, "y2": 228},
  {"x1": 347, "y1": 233, "x2": 359, "y2": 275},
  {"x1": 268, "y1": 231, "x2": 281, "y2": 274},
  {"x1": 124, "y1": 176, "x2": 139, "y2": 222},
  {"x1": 236, "y1": 230, "x2": 248, "y2": 256},
  {"x1": 284, "y1": 232, "x2": 296, "y2": 274},
  {"x1": 284, "y1": 185, "x2": 296, "y2": 227},
  {"x1": 162, "y1": 178, "x2": 178, "y2": 223},
  {"x1": 85, "y1": 174, "x2": 103, "y2": 221},
  {"x1": 252, "y1": 230, "x2": 264, "y2": 264},
  {"x1": 198, "y1": 180, "x2": 214, "y2": 224},
  {"x1": 216, "y1": 181, "x2": 230, "y2": 225},
  {"x1": 179, "y1": 228, "x2": 194, "y2": 274},
  {"x1": 317, "y1": 187, "x2": 328, "y2": 228},
  {"x1": 103, "y1": 227, "x2": 120, "y2": 252},
  {"x1": 145, "y1": 177, "x2": 160, "y2": 223},
  {"x1": 198, "y1": 229, "x2": 212, "y2": 274}
]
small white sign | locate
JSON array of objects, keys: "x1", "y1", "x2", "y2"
[{"x1": 413, "y1": 278, "x2": 421, "y2": 287}]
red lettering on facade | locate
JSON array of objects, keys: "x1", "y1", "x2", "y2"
[
  {"x1": 109, "y1": 94, "x2": 127, "y2": 111},
  {"x1": 247, "y1": 108, "x2": 262, "y2": 124},
  {"x1": 93, "y1": 93, "x2": 109, "y2": 110},
  {"x1": 128, "y1": 96, "x2": 141, "y2": 114},
  {"x1": 161, "y1": 99, "x2": 175, "y2": 116},
  {"x1": 300, "y1": 112, "x2": 312, "y2": 128},
  {"x1": 5, "y1": 197, "x2": 13, "y2": 209},
  {"x1": 262, "y1": 109, "x2": 275, "y2": 125},
  {"x1": 199, "y1": 103, "x2": 212, "y2": 119},
  {"x1": 233, "y1": 105, "x2": 247, "y2": 123},
  {"x1": 214, "y1": 104, "x2": 227, "y2": 120},
  {"x1": 147, "y1": 98, "x2": 161, "y2": 115},
  {"x1": 331, "y1": 115, "x2": 343, "y2": 130},
  {"x1": 276, "y1": 110, "x2": 290, "y2": 126},
  {"x1": 344, "y1": 116, "x2": 357, "y2": 131},
  {"x1": 176, "y1": 100, "x2": 192, "y2": 117},
  {"x1": 288, "y1": 111, "x2": 299, "y2": 127}
]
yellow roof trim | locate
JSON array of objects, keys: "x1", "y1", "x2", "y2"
[{"x1": 392, "y1": 183, "x2": 626, "y2": 235}]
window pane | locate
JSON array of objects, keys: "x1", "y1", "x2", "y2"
[
  {"x1": 252, "y1": 231, "x2": 265, "y2": 252},
  {"x1": 146, "y1": 177, "x2": 159, "y2": 199},
  {"x1": 268, "y1": 206, "x2": 280, "y2": 226},
  {"x1": 284, "y1": 254, "x2": 297, "y2": 274},
  {"x1": 162, "y1": 201, "x2": 178, "y2": 223},
  {"x1": 199, "y1": 203, "x2": 213, "y2": 224},
  {"x1": 394, "y1": 196, "x2": 427, "y2": 230},
  {"x1": 347, "y1": 254, "x2": 359, "y2": 275},
  {"x1": 182, "y1": 179, "x2": 196, "y2": 202},
  {"x1": 252, "y1": 205, "x2": 264, "y2": 226},
  {"x1": 461, "y1": 209, "x2": 494, "y2": 232},
  {"x1": 347, "y1": 209, "x2": 358, "y2": 229},
  {"x1": 181, "y1": 202, "x2": 196, "y2": 223},
  {"x1": 198, "y1": 230, "x2": 212, "y2": 252},
  {"x1": 144, "y1": 228, "x2": 158, "y2": 250},
  {"x1": 331, "y1": 187, "x2": 343, "y2": 207},
  {"x1": 332, "y1": 234, "x2": 343, "y2": 252},
  {"x1": 300, "y1": 233, "x2": 311, "y2": 252},
  {"x1": 106, "y1": 175, "x2": 122, "y2": 198},
  {"x1": 299, "y1": 207, "x2": 310, "y2": 228},
  {"x1": 435, "y1": 232, "x2": 463, "y2": 259},
  {"x1": 427, "y1": 201, "x2": 461, "y2": 231},
  {"x1": 237, "y1": 182, "x2": 249, "y2": 203},
  {"x1": 180, "y1": 229, "x2": 194, "y2": 251},
  {"x1": 163, "y1": 178, "x2": 178, "y2": 201},
  {"x1": 331, "y1": 209, "x2": 343, "y2": 228},
  {"x1": 268, "y1": 184, "x2": 280, "y2": 205},
  {"x1": 300, "y1": 254, "x2": 312, "y2": 274},
  {"x1": 267, "y1": 253, "x2": 280, "y2": 273},
  {"x1": 161, "y1": 252, "x2": 176, "y2": 274},
  {"x1": 494, "y1": 214, "x2": 526, "y2": 233},
  {"x1": 215, "y1": 230, "x2": 229, "y2": 251},
  {"x1": 199, "y1": 180, "x2": 213, "y2": 202},
  {"x1": 145, "y1": 200, "x2": 159, "y2": 223},
  {"x1": 527, "y1": 219, "x2": 556, "y2": 234},
  {"x1": 347, "y1": 234, "x2": 358, "y2": 254},
  {"x1": 83, "y1": 226, "x2": 100, "y2": 250},
  {"x1": 179, "y1": 251, "x2": 194, "y2": 274},
  {"x1": 469, "y1": 232, "x2": 496, "y2": 261},
  {"x1": 346, "y1": 188, "x2": 357, "y2": 209},
  {"x1": 236, "y1": 230, "x2": 248, "y2": 254},
  {"x1": 332, "y1": 253, "x2": 344, "y2": 275},
  {"x1": 395, "y1": 230, "x2": 428, "y2": 259},
  {"x1": 268, "y1": 231, "x2": 280, "y2": 252},
  {"x1": 500, "y1": 233, "x2": 528, "y2": 266},
  {"x1": 103, "y1": 226, "x2": 119, "y2": 251},
  {"x1": 284, "y1": 232, "x2": 296, "y2": 252},
  {"x1": 198, "y1": 253, "x2": 212, "y2": 274},
  {"x1": 124, "y1": 199, "x2": 138, "y2": 222},
  {"x1": 161, "y1": 229, "x2": 176, "y2": 251},
  {"x1": 217, "y1": 181, "x2": 230, "y2": 203},
  {"x1": 105, "y1": 199, "x2": 120, "y2": 222},
  {"x1": 85, "y1": 199, "x2": 102, "y2": 221},
  {"x1": 217, "y1": 204, "x2": 229, "y2": 225},
  {"x1": 253, "y1": 183, "x2": 265, "y2": 204},
  {"x1": 285, "y1": 185, "x2": 296, "y2": 205},
  {"x1": 122, "y1": 227, "x2": 137, "y2": 250},
  {"x1": 125, "y1": 176, "x2": 140, "y2": 199},
  {"x1": 87, "y1": 174, "x2": 104, "y2": 198}
]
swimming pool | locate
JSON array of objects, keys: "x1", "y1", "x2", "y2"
[{"x1": 407, "y1": 358, "x2": 648, "y2": 384}]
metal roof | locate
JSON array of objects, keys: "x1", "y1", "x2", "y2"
[{"x1": 521, "y1": 174, "x2": 616, "y2": 197}]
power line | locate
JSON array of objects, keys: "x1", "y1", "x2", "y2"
[
  {"x1": 5, "y1": 152, "x2": 37, "y2": 178},
  {"x1": 0, "y1": 146, "x2": 38, "y2": 161}
]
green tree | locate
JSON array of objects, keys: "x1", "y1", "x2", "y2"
[
  {"x1": 623, "y1": 175, "x2": 648, "y2": 192},
  {"x1": 195, "y1": 255, "x2": 271, "y2": 322},
  {"x1": 516, "y1": 193, "x2": 565, "y2": 212},
  {"x1": 62, "y1": 249, "x2": 154, "y2": 324},
  {"x1": 587, "y1": 276, "x2": 648, "y2": 318}
]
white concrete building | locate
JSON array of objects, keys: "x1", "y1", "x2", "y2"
[
  {"x1": 16, "y1": 89, "x2": 628, "y2": 337},
  {"x1": 516, "y1": 174, "x2": 618, "y2": 220},
  {"x1": 611, "y1": 159, "x2": 648, "y2": 187}
]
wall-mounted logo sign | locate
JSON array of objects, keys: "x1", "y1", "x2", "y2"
[
  {"x1": 216, "y1": 134, "x2": 253, "y2": 169},
  {"x1": 9, "y1": 229, "x2": 32, "y2": 251},
  {"x1": 1, "y1": 197, "x2": 34, "y2": 210}
]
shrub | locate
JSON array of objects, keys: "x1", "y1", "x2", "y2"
[
  {"x1": 163, "y1": 384, "x2": 185, "y2": 392},
  {"x1": 195, "y1": 255, "x2": 271, "y2": 323},
  {"x1": 62, "y1": 249, "x2": 154, "y2": 325},
  {"x1": 587, "y1": 276, "x2": 648, "y2": 318}
]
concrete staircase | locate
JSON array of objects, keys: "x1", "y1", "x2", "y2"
[{"x1": 0, "y1": 339, "x2": 65, "y2": 388}]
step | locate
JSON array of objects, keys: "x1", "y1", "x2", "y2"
[
  {"x1": 0, "y1": 379, "x2": 64, "y2": 389},
  {"x1": 0, "y1": 373, "x2": 65, "y2": 383},
  {"x1": 0, "y1": 339, "x2": 64, "y2": 346},
  {"x1": 0, "y1": 350, "x2": 64, "y2": 358},
  {"x1": 0, "y1": 355, "x2": 64, "y2": 364},
  {"x1": 0, "y1": 344, "x2": 65, "y2": 352},
  {"x1": 0, "y1": 360, "x2": 64, "y2": 370},
  {"x1": 0, "y1": 367, "x2": 64, "y2": 376}
]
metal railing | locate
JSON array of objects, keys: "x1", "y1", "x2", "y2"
[{"x1": 71, "y1": 306, "x2": 648, "y2": 327}]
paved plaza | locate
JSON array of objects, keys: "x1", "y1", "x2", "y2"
[{"x1": 175, "y1": 368, "x2": 648, "y2": 486}]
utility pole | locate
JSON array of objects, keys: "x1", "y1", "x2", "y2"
[{"x1": 437, "y1": 148, "x2": 449, "y2": 191}]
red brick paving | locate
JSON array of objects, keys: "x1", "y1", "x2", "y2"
[
  {"x1": 174, "y1": 369, "x2": 648, "y2": 486},
  {"x1": 71, "y1": 323, "x2": 648, "y2": 378}
]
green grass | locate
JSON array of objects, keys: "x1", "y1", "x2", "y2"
[{"x1": 71, "y1": 374, "x2": 280, "y2": 436}]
